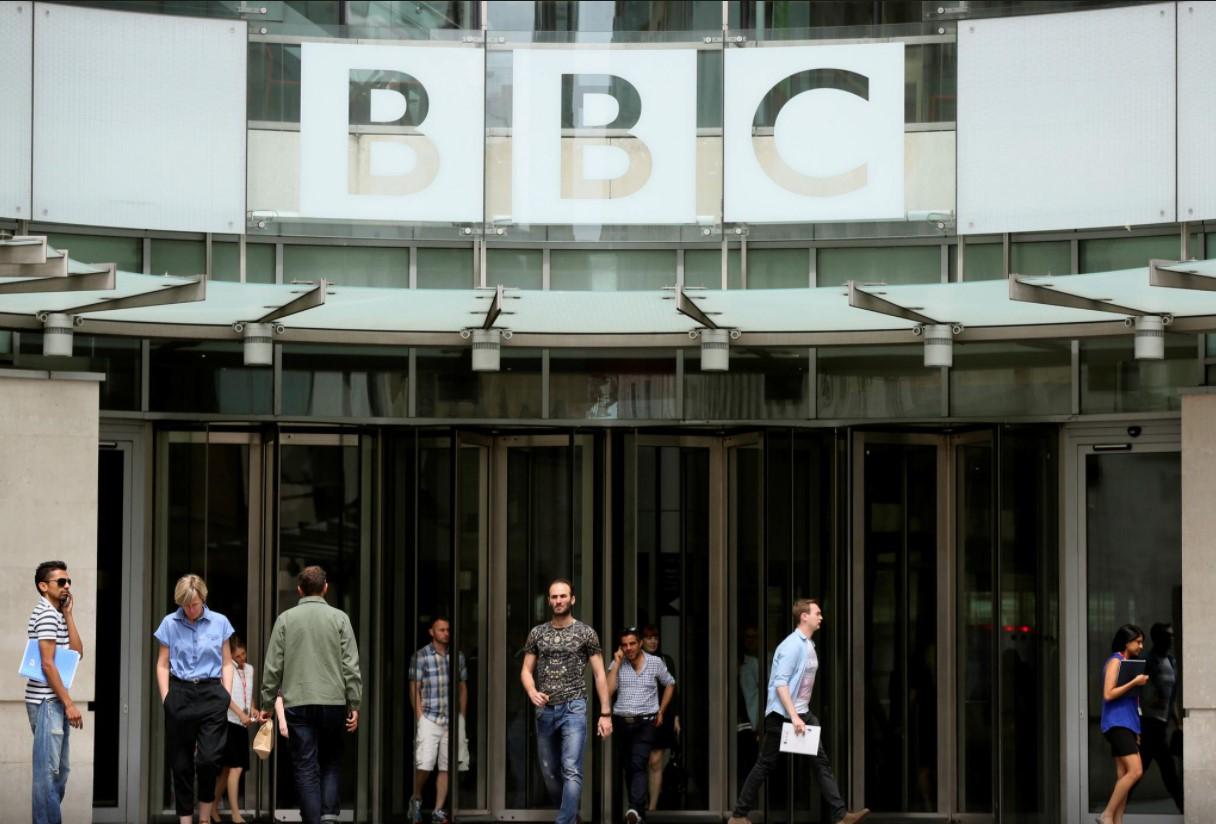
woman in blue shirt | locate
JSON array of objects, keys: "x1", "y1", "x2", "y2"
[
  {"x1": 1098, "y1": 623, "x2": 1150, "y2": 824},
  {"x1": 154, "y1": 574, "x2": 235, "y2": 824}
]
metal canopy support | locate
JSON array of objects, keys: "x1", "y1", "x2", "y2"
[
  {"x1": 0, "y1": 236, "x2": 48, "y2": 265},
  {"x1": 0, "y1": 264, "x2": 117, "y2": 295},
  {"x1": 674, "y1": 286, "x2": 720, "y2": 329},
  {"x1": 0, "y1": 249, "x2": 68, "y2": 278},
  {"x1": 52, "y1": 274, "x2": 206, "y2": 315},
  {"x1": 474, "y1": 284, "x2": 506, "y2": 330},
  {"x1": 1148, "y1": 259, "x2": 1216, "y2": 291},
  {"x1": 256, "y1": 279, "x2": 329, "y2": 324},
  {"x1": 847, "y1": 280, "x2": 941, "y2": 325},
  {"x1": 1009, "y1": 275, "x2": 1156, "y2": 317}
]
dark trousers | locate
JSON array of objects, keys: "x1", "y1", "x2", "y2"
[
  {"x1": 1139, "y1": 717, "x2": 1184, "y2": 812},
  {"x1": 286, "y1": 705, "x2": 347, "y2": 824},
  {"x1": 615, "y1": 717, "x2": 658, "y2": 813},
  {"x1": 164, "y1": 680, "x2": 229, "y2": 817},
  {"x1": 734, "y1": 711, "x2": 847, "y2": 823}
]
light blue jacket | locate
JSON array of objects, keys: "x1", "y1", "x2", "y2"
[{"x1": 765, "y1": 627, "x2": 813, "y2": 718}]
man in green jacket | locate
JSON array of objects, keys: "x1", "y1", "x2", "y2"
[{"x1": 259, "y1": 565, "x2": 362, "y2": 824}]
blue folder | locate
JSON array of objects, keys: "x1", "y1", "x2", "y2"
[{"x1": 18, "y1": 639, "x2": 80, "y2": 689}]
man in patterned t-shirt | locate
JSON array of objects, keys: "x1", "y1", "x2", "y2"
[
  {"x1": 26, "y1": 560, "x2": 84, "y2": 824},
  {"x1": 521, "y1": 579, "x2": 613, "y2": 824}
]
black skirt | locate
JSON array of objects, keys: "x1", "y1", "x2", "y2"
[
  {"x1": 221, "y1": 721, "x2": 251, "y2": 769},
  {"x1": 1104, "y1": 725, "x2": 1139, "y2": 758}
]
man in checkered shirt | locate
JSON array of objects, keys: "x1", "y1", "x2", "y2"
[
  {"x1": 607, "y1": 627, "x2": 675, "y2": 824},
  {"x1": 408, "y1": 616, "x2": 468, "y2": 824}
]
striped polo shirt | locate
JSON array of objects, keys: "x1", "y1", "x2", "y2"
[{"x1": 26, "y1": 596, "x2": 70, "y2": 705}]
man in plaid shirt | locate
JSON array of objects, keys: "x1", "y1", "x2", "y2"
[{"x1": 409, "y1": 617, "x2": 468, "y2": 824}]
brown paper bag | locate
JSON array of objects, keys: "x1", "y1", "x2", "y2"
[{"x1": 253, "y1": 719, "x2": 274, "y2": 760}]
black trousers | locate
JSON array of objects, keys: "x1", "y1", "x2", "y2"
[
  {"x1": 614, "y1": 717, "x2": 657, "y2": 813},
  {"x1": 164, "y1": 679, "x2": 230, "y2": 817},
  {"x1": 1139, "y1": 717, "x2": 1183, "y2": 812},
  {"x1": 734, "y1": 711, "x2": 847, "y2": 823}
]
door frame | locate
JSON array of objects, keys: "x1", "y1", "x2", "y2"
[
  {"x1": 96, "y1": 421, "x2": 149, "y2": 824},
  {"x1": 1062, "y1": 421, "x2": 1182, "y2": 824}
]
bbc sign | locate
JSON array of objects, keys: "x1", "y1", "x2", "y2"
[{"x1": 299, "y1": 42, "x2": 904, "y2": 225}]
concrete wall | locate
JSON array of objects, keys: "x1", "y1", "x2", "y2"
[
  {"x1": 0, "y1": 370, "x2": 100, "y2": 822},
  {"x1": 1181, "y1": 388, "x2": 1216, "y2": 823}
]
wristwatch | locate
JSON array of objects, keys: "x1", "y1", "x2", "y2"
[{"x1": 600, "y1": 712, "x2": 612, "y2": 717}]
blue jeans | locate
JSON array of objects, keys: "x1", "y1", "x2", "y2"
[
  {"x1": 286, "y1": 705, "x2": 347, "y2": 824},
  {"x1": 534, "y1": 698, "x2": 587, "y2": 824},
  {"x1": 28, "y1": 698, "x2": 70, "y2": 824}
]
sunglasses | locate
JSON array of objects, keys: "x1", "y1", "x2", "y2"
[{"x1": 49, "y1": 577, "x2": 72, "y2": 587}]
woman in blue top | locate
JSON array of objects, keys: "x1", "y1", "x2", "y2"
[
  {"x1": 1098, "y1": 623, "x2": 1150, "y2": 824},
  {"x1": 154, "y1": 574, "x2": 235, "y2": 824}
]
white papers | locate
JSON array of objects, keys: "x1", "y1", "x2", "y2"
[{"x1": 779, "y1": 722, "x2": 821, "y2": 756}]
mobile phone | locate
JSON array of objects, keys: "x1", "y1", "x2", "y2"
[{"x1": 59, "y1": 592, "x2": 70, "y2": 608}]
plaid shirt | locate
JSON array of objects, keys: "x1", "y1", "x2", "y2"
[
  {"x1": 612, "y1": 651, "x2": 675, "y2": 717},
  {"x1": 409, "y1": 643, "x2": 467, "y2": 723}
]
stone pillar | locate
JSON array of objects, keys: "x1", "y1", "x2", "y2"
[
  {"x1": 0, "y1": 369, "x2": 100, "y2": 823},
  {"x1": 1181, "y1": 388, "x2": 1216, "y2": 822}
]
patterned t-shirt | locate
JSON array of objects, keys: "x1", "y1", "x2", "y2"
[
  {"x1": 524, "y1": 619, "x2": 602, "y2": 705},
  {"x1": 26, "y1": 597, "x2": 70, "y2": 705}
]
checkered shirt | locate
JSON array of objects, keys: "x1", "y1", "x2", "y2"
[
  {"x1": 612, "y1": 651, "x2": 675, "y2": 717},
  {"x1": 409, "y1": 642, "x2": 467, "y2": 723}
]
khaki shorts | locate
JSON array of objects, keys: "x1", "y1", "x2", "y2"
[{"x1": 415, "y1": 715, "x2": 469, "y2": 772}]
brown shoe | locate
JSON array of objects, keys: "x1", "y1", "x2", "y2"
[{"x1": 839, "y1": 810, "x2": 870, "y2": 824}]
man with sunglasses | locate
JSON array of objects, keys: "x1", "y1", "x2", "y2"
[
  {"x1": 26, "y1": 561, "x2": 84, "y2": 824},
  {"x1": 607, "y1": 627, "x2": 675, "y2": 824}
]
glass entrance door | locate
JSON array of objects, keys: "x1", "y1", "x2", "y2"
[
  {"x1": 852, "y1": 434, "x2": 947, "y2": 817},
  {"x1": 1073, "y1": 434, "x2": 1184, "y2": 822},
  {"x1": 490, "y1": 433, "x2": 599, "y2": 819},
  {"x1": 612, "y1": 434, "x2": 729, "y2": 821}
]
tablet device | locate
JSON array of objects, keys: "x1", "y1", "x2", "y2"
[
  {"x1": 17, "y1": 639, "x2": 80, "y2": 690},
  {"x1": 1116, "y1": 658, "x2": 1146, "y2": 687}
]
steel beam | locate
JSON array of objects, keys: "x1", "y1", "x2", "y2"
[
  {"x1": 1148, "y1": 259, "x2": 1216, "y2": 291},
  {"x1": 0, "y1": 264, "x2": 116, "y2": 295},
  {"x1": 1009, "y1": 275, "x2": 1152, "y2": 317},
  {"x1": 57, "y1": 275, "x2": 206, "y2": 315},
  {"x1": 256, "y1": 279, "x2": 329, "y2": 324},
  {"x1": 847, "y1": 280, "x2": 939, "y2": 325}
]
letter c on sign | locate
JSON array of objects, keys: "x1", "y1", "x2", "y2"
[{"x1": 753, "y1": 68, "x2": 869, "y2": 197}]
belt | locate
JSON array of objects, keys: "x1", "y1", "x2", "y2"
[
  {"x1": 614, "y1": 714, "x2": 656, "y2": 725},
  {"x1": 170, "y1": 675, "x2": 220, "y2": 685}
]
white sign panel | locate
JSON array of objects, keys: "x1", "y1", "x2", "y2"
[
  {"x1": 724, "y1": 43, "x2": 905, "y2": 223},
  {"x1": 958, "y1": 3, "x2": 1175, "y2": 235},
  {"x1": 300, "y1": 43, "x2": 484, "y2": 223},
  {"x1": 32, "y1": 4, "x2": 246, "y2": 233},
  {"x1": 0, "y1": 3, "x2": 32, "y2": 220},
  {"x1": 511, "y1": 48, "x2": 697, "y2": 225},
  {"x1": 1178, "y1": 2, "x2": 1216, "y2": 223}
]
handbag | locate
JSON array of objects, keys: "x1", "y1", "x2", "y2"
[{"x1": 253, "y1": 719, "x2": 274, "y2": 760}]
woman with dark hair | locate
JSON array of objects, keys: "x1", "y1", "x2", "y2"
[{"x1": 1098, "y1": 623, "x2": 1150, "y2": 824}]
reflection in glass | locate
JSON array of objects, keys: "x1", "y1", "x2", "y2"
[
  {"x1": 1085, "y1": 452, "x2": 1182, "y2": 815},
  {"x1": 281, "y1": 344, "x2": 408, "y2": 417},
  {"x1": 950, "y1": 341, "x2": 1071, "y2": 417},
  {"x1": 418, "y1": 248, "x2": 474, "y2": 289},
  {"x1": 627, "y1": 446, "x2": 710, "y2": 811},
  {"x1": 150, "y1": 239, "x2": 205, "y2": 276},
  {"x1": 213, "y1": 241, "x2": 277, "y2": 284},
  {"x1": 275, "y1": 441, "x2": 364, "y2": 815},
  {"x1": 549, "y1": 349, "x2": 677, "y2": 419},
  {"x1": 863, "y1": 442, "x2": 938, "y2": 813},
  {"x1": 487, "y1": 248, "x2": 543, "y2": 289},
  {"x1": 747, "y1": 249, "x2": 808, "y2": 289},
  {"x1": 149, "y1": 341, "x2": 272, "y2": 415},
  {"x1": 957, "y1": 442, "x2": 994, "y2": 812},
  {"x1": 999, "y1": 426, "x2": 1060, "y2": 821},
  {"x1": 818, "y1": 245, "x2": 941, "y2": 288},
  {"x1": 684, "y1": 249, "x2": 741, "y2": 290},
  {"x1": 684, "y1": 348, "x2": 809, "y2": 419},
  {"x1": 1080, "y1": 235, "x2": 1180, "y2": 273},
  {"x1": 504, "y1": 443, "x2": 591, "y2": 810},
  {"x1": 47, "y1": 232, "x2": 142, "y2": 272},
  {"x1": 284, "y1": 244, "x2": 409, "y2": 288},
  {"x1": 416, "y1": 348, "x2": 543, "y2": 418},
  {"x1": 1081, "y1": 334, "x2": 1198, "y2": 413},
  {"x1": 550, "y1": 250, "x2": 676, "y2": 291},
  {"x1": 18, "y1": 333, "x2": 141, "y2": 411},
  {"x1": 817, "y1": 346, "x2": 942, "y2": 419}
]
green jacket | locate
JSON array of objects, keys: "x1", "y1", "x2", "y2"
[{"x1": 260, "y1": 596, "x2": 362, "y2": 711}]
